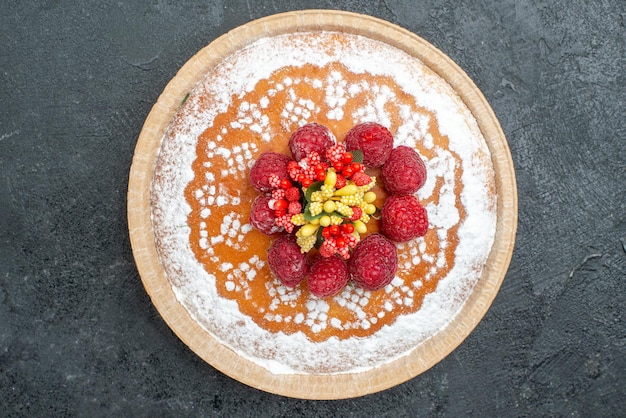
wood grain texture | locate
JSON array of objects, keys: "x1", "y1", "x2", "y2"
[{"x1": 127, "y1": 10, "x2": 517, "y2": 399}]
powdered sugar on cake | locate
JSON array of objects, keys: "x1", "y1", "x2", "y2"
[{"x1": 151, "y1": 32, "x2": 497, "y2": 374}]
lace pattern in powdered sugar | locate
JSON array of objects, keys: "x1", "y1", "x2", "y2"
[{"x1": 151, "y1": 31, "x2": 497, "y2": 374}]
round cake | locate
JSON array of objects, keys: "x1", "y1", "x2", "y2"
[{"x1": 150, "y1": 30, "x2": 497, "y2": 374}]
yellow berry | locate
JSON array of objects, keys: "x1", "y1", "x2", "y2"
[
  {"x1": 319, "y1": 215, "x2": 331, "y2": 227},
  {"x1": 324, "y1": 168, "x2": 337, "y2": 188},
  {"x1": 334, "y1": 184, "x2": 358, "y2": 196},
  {"x1": 309, "y1": 202, "x2": 323, "y2": 216},
  {"x1": 297, "y1": 235, "x2": 316, "y2": 253},
  {"x1": 363, "y1": 191, "x2": 377, "y2": 203},
  {"x1": 323, "y1": 200, "x2": 336, "y2": 213},
  {"x1": 310, "y1": 191, "x2": 323, "y2": 202},
  {"x1": 309, "y1": 217, "x2": 320, "y2": 225},
  {"x1": 335, "y1": 202, "x2": 353, "y2": 217},
  {"x1": 354, "y1": 220, "x2": 367, "y2": 234},
  {"x1": 291, "y1": 213, "x2": 306, "y2": 226},
  {"x1": 299, "y1": 223, "x2": 319, "y2": 237}
]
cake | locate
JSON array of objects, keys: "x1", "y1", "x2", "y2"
[{"x1": 150, "y1": 30, "x2": 497, "y2": 374}]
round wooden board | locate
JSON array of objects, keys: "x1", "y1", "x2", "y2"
[{"x1": 127, "y1": 10, "x2": 517, "y2": 399}]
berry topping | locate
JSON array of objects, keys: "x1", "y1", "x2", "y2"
[
  {"x1": 335, "y1": 173, "x2": 347, "y2": 189},
  {"x1": 267, "y1": 235, "x2": 308, "y2": 287},
  {"x1": 307, "y1": 256, "x2": 349, "y2": 298},
  {"x1": 325, "y1": 143, "x2": 347, "y2": 164},
  {"x1": 350, "y1": 171, "x2": 372, "y2": 186},
  {"x1": 348, "y1": 234, "x2": 398, "y2": 290},
  {"x1": 271, "y1": 188, "x2": 286, "y2": 200},
  {"x1": 381, "y1": 145, "x2": 427, "y2": 195},
  {"x1": 288, "y1": 201, "x2": 302, "y2": 215},
  {"x1": 249, "y1": 152, "x2": 293, "y2": 193},
  {"x1": 284, "y1": 187, "x2": 301, "y2": 202},
  {"x1": 381, "y1": 195, "x2": 429, "y2": 242},
  {"x1": 249, "y1": 195, "x2": 282, "y2": 235},
  {"x1": 288, "y1": 123, "x2": 335, "y2": 161},
  {"x1": 248, "y1": 121, "x2": 429, "y2": 296},
  {"x1": 344, "y1": 122, "x2": 394, "y2": 167},
  {"x1": 349, "y1": 206, "x2": 363, "y2": 221}
]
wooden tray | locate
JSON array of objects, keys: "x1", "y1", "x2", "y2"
[{"x1": 127, "y1": 10, "x2": 517, "y2": 399}]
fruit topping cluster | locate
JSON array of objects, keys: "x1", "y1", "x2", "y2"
[{"x1": 249, "y1": 122, "x2": 428, "y2": 297}]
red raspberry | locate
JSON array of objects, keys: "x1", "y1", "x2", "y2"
[
  {"x1": 348, "y1": 233, "x2": 398, "y2": 291},
  {"x1": 344, "y1": 122, "x2": 393, "y2": 167},
  {"x1": 274, "y1": 213, "x2": 294, "y2": 233},
  {"x1": 267, "y1": 235, "x2": 308, "y2": 287},
  {"x1": 288, "y1": 201, "x2": 302, "y2": 215},
  {"x1": 381, "y1": 195, "x2": 429, "y2": 242},
  {"x1": 288, "y1": 123, "x2": 335, "y2": 162},
  {"x1": 325, "y1": 143, "x2": 347, "y2": 163},
  {"x1": 249, "y1": 152, "x2": 292, "y2": 193},
  {"x1": 318, "y1": 237, "x2": 337, "y2": 258},
  {"x1": 335, "y1": 174, "x2": 347, "y2": 189},
  {"x1": 381, "y1": 146, "x2": 427, "y2": 195},
  {"x1": 249, "y1": 195, "x2": 282, "y2": 235},
  {"x1": 284, "y1": 187, "x2": 300, "y2": 202},
  {"x1": 307, "y1": 256, "x2": 349, "y2": 298},
  {"x1": 350, "y1": 206, "x2": 362, "y2": 221},
  {"x1": 350, "y1": 171, "x2": 372, "y2": 186},
  {"x1": 271, "y1": 189, "x2": 286, "y2": 200}
]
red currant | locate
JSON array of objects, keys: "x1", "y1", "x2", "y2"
[
  {"x1": 280, "y1": 179, "x2": 292, "y2": 190},
  {"x1": 322, "y1": 227, "x2": 332, "y2": 239},
  {"x1": 301, "y1": 178, "x2": 313, "y2": 188},
  {"x1": 333, "y1": 161, "x2": 344, "y2": 171},
  {"x1": 341, "y1": 166, "x2": 354, "y2": 178},
  {"x1": 336, "y1": 236, "x2": 347, "y2": 248},
  {"x1": 329, "y1": 225, "x2": 340, "y2": 236},
  {"x1": 341, "y1": 223, "x2": 354, "y2": 234},
  {"x1": 342, "y1": 153, "x2": 353, "y2": 165},
  {"x1": 274, "y1": 199, "x2": 288, "y2": 211},
  {"x1": 350, "y1": 162, "x2": 362, "y2": 173},
  {"x1": 315, "y1": 169, "x2": 326, "y2": 181}
]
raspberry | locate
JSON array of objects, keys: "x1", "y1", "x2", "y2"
[
  {"x1": 274, "y1": 213, "x2": 295, "y2": 233},
  {"x1": 249, "y1": 195, "x2": 282, "y2": 235},
  {"x1": 307, "y1": 256, "x2": 349, "y2": 298},
  {"x1": 344, "y1": 122, "x2": 393, "y2": 167},
  {"x1": 268, "y1": 174, "x2": 282, "y2": 189},
  {"x1": 288, "y1": 123, "x2": 335, "y2": 161},
  {"x1": 267, "y1": 235, "x2": 308, "y2": 287},
  {"x1": 350, "y1": 206, "x2": 363, "y2": 221},
  {"x1": 348, "y1": 233, "x2": 398, "y2": 291},
  {"x1": 325, "y1": 143, "x2": 346, "y2": 163},
  {"x1": 335, "y1": 174, "x2": 347, "y2": 189},
  {"x1": 350, "y1": 171, "x2": 372, "y2": 186},
  {"x1": 288, "y1": 201, "x2": 302, "y2": 215},
  {"x1": 271, "y1": 189, "x2": 286, "y2": 200},
  {"x1": 249, "y1": 152, "x2": 293, "y2": 193},
  {"x1": 319, "y1": 237, "x2": 338, "y2": 258},
  {"x1": 380, "y1": 195, "x2": 429, "y2": 242},
  {"x1": 381, "y1": 146, "x2": 427, "y2": 195},
  {"x1": 285, "y1": 187, "x2": 300, "y2": 202}
]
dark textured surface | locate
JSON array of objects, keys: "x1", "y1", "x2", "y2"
[{"x1": 1, "y1": 0, "x2": 624, "y2": 416}]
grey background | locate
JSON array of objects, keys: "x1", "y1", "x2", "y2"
[{"x1": 1, "y1": 1, "x2": 624, "y2": 416}]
